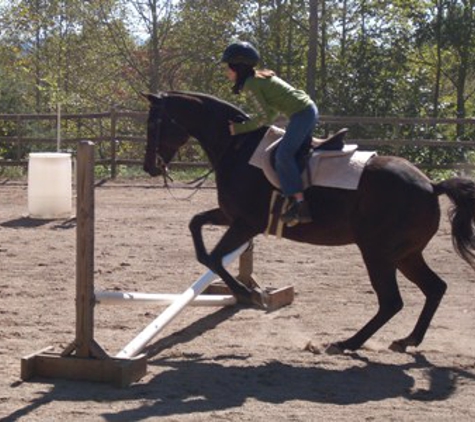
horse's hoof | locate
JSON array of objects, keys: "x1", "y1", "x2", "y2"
[
  {"x1": 389, "y1": 340, "x2": 407, "y2": 353},
  {"x1": 251, "y1": 288, "x2": 269, "y2": 310},
  {"x1": 235, "y1": 288, "x2": 268, "y2": 309},
  {"x1": 325, "y1": 342, "x2": 345, "y2": 355}
]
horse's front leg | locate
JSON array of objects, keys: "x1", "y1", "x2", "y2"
[
  {"x1": 188, "y1": 208, "x2": 230, "y2": 267},
  {"x1": 206, "y1": 220, "x2": 268, "y2": 309},
  {"x1": 189, "y1": 210, "x2": 267, "y2": 309}
]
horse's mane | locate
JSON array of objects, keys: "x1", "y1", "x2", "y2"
[{"x1": 168, "y1": 90, "x2": 250, "y2": 123}]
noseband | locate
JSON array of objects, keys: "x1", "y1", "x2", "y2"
[
  {"x1": 149, "y1": 98, "x2": 168, "y2": 178},
  {"x1": 150, "y1": 95, "x2": 192, "y2": 186},
  {"x1": 148, "y1": 94, "x2": 217, "y2": 198}
]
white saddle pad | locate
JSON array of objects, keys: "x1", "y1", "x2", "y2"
[{"x1": 249, "y1": 126, "x2": 376, "y2": 190}]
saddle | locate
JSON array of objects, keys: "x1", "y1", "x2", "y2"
[
  {"x1": 248, "y1": 127, "x2": 376, "y2": 237},
  {"x1": 249, "y1": 126, "x2": 376, "y2": 191},
  {"x1": 269, "y1": 128, "x2": 349, "y2": 171},
  {"x1": 312, "y1": 128, "x2": 349, "y2": 151}
]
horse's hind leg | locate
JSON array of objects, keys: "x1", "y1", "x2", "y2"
[
  {"x1": 390, "y1": 252, "x2": 447, "y2": 352},
  {"x1": 327, "y1": 255, "x2": 403, "y2": 353}
]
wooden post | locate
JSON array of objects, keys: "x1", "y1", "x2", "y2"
[
  {"x1": 237, "y1": 241, "x2": 258, "y2": 289},
  {"x1": 16, "y1": 116, "x2": 23, "y2": 173},
  {"x1": 206, "y1": 240, "x2": 295, "y2": 311},
  {"x1": 62, "y1": 141, "x2": 107, "y2": 359},
  {"x1": 110, "y1": 108, "x2": 117, "y2": 179},
  {"x1": 21, "y1": 141, "x2": 147, "y2": 387}
]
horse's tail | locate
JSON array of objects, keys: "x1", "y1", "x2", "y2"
[{"x1": 434, "y1": 177, "x2": 475, "y2": 270}]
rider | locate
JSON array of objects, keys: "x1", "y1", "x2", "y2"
[{"x1": 221, "y1": 41, "x2": 319, "y2": 227}]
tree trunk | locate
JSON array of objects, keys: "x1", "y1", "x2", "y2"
[
  {"x1": 320, "y1": 0, "x2": 327, "y2": 110},
  {"x1": 306, "y1": 0, "x2": 319, "y2": 101},
  {"x1": 34, "y1": 0, "x2": 43, "y2": 112},
  {"x1": 454, "y1": 0, "x2": 474, "y2": 137},
  {"x1": 286, "y1": 0, "x2": 295, "y2": 81},
  {"x1": 433, "y1": 0, "x2": 443, "y2": 118},
  {"x1": 149, "y1": 0, "x2": 161, "y2": 93},
  {"x1": 340, "y1": 0, "x2": 347, "y2": 61},
  {"x1": 274, "y1": 0, "x2": 283, "y2": 75}
]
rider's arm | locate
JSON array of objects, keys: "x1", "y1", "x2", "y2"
[{"x1": 233, "y1": 78, "x2": 278, "y2": 135}]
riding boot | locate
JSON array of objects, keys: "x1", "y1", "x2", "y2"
[{"x1": 281, "y1": 199, "x2": 312, "y2": 227}]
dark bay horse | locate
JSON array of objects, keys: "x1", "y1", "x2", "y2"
[{"x1": 143, "y1": 91, "x2": 475, "y2": 354}]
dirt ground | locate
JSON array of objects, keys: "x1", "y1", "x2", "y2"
[{"x1": 1, "y1": 178, "x2": 474, "y2": 421}]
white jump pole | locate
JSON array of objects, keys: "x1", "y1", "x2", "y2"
[
  {"x1": 95, "y1": 291, "x2": 236, "y2": 307},
  {"x1": 116, "y1": 242, "x2": 249, "y2": 359}
]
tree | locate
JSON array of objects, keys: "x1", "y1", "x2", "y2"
[
  {"x1": 306, "y1": 0, "x2": 318, "y2": 101},
  {"x1": 415, "y1": 0, "x2": 475, "y2": 136}
]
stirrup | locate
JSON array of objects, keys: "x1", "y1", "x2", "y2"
[{"x1": 281, "y1": 200, "x2": 312, "y2": 227}]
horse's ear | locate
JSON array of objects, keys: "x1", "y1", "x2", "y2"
[{"x1": 140, "y1": 92, "x2": 163, "y2": 104}]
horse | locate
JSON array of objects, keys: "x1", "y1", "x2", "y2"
[{"x1": 142, "y1": 90, "x2": 475, "y2": 354}]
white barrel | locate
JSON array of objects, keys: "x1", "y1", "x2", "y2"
[{"x1": 28, "y1": 152, "x2": 72, "y2": 219}]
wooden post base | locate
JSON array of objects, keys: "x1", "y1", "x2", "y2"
[
  {"x1": 205, "y1": 282, "x2": 294, "y2": 311},
  {"x1": 215, "y1": 240, "x2": 295, "y2": 310},
  {"x1": 21, "y1": 347, "x2": 147, "y2": 388}
]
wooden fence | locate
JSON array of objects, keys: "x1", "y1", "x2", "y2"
[{"x1": 1, "y1": 109, "x2": 475, "y2": 178}]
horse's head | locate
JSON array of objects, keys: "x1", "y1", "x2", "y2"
[
  {"x1": 142, "y1": 92, "x2": 190, "y2": 177},
  {"x1": 143, "y1": 90, "x2": 250, "y2": 177}
]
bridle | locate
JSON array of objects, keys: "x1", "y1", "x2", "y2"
[
  {"x1": 149, "y1": 94, "x2": 181, "y2": 187},
  {"x1": 149, "y1": 94, "x2": 213, "y2": 198},
  {"x1": 151, "y1": 99, "x2": 169, "y2": 181}
]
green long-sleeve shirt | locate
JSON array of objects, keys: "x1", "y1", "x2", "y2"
[{"x1": 233, "y1": 74, "x2": 314, "y2": 135}]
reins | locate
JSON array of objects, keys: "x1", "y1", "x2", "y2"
[{"x1": 151, "y1": 95, "x2": 215, "y2": 201}]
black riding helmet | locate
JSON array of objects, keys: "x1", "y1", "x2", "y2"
[{"x1": 221, "y1": 41, "x2": 260, "y2": 67}]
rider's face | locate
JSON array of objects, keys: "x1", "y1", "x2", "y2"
[{"x1": 224, "y1": 64, "x2": 237, "y2": 82}]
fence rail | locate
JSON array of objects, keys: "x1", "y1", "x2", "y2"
[{"x1": 1, "y1": 110, "x2": 474, "y2": 178}]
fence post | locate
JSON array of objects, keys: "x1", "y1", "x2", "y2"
[
  {"x1": 110, "y1": 107, "x2": 117, "y2": 178},
  {"x1": 16, "y1": 115, "x2": 23, "y2": 172}
]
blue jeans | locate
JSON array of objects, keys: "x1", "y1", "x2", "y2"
[{"x1": 275, "y1": 103, "x2": 319, "y2": 197}]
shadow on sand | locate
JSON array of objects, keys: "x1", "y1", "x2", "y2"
[
  {"x1": 3, "y1": 307, "x2": 474, "y2": 422},
  {"x1": 0, "y1": 217, "x2": 76, "y2": 230}
]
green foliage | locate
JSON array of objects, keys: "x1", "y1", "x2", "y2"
[{"x1": 1, "y1": 0, "x2": 474, "y2": 173}]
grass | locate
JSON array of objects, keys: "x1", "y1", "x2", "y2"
[
  {"x1": 94, "y1": 164, "x2": 215, "y2": 183},
  {"x1": 1, "y1": 161, "x2": 471, "y2": 184},
  {"x1": 0, "y1": 166, "x2": 26, "y2": 179}
]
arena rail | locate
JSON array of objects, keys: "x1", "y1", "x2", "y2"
[{"x1": 1, "y1": 111, "x2": 475, "y2": 178}]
